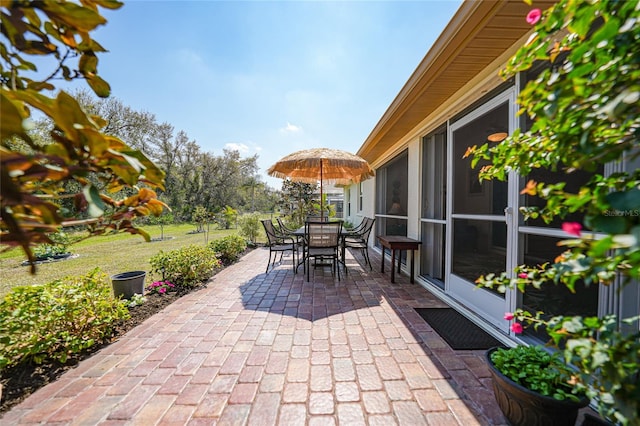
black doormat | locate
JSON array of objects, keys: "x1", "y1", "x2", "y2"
[{"x1": 415, "y1": 308, "x2": 503, "y2": 350}]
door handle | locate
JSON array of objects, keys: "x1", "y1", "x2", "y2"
[{"x1": 504, "y1": 207, "x2": 513, "y2": 224}]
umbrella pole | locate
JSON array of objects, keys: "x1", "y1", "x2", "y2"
[{"x1": 320, "y1": 159, "x2": 324, "y2": 221}]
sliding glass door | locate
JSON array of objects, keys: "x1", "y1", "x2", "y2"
[
  {"x1": 446, "y1": 90, "x2": 517, "y2": 332},
  {"x1": 420, "y1": 127, "x2": 447, "y2": 289}
]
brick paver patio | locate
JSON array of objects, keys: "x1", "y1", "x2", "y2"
[{"x1": 2, "y1": 247, "x2": 510, "y2": 425}]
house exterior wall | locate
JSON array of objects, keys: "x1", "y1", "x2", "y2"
[
  {"x1": 347, "y1": 2, "x2": 637, "y2": 343},
  {"x1": 344, "y1": 178, "x2": 376, "y2": 242}
]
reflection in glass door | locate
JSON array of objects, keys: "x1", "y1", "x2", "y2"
[{"x1": 447, "y1": 91, "x2": 516, "y2": 332}]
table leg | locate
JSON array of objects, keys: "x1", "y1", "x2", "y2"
[
  {"x1": 390, "y1": 249, "x2": 396, "y2": 283},
  {"x1": 410, "y1": 250, "x2": 415, "y2": 284},
  {"x1": 397, "y1": 250, "x2": 401, "y2": 273},
  {"x1": 381, "y1": 246, "x2": 385, "y2": 273}
]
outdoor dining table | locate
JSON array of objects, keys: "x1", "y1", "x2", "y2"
[{"x1": 292, "y1": 225, "x2": 354, "y2": 272}]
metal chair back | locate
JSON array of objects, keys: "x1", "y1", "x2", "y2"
[{"x1": 305, "y1": 221, "x2": 341, "y2": 249}]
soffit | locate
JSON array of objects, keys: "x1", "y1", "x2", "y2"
[{"x1": 357, "y1": 0, "x2": 556, "y2": 163}]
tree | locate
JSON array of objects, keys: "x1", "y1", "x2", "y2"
[
  {"x1": 147, "y1": 212, "x2": 174, "y2": 241},
  {"x1": 191, "y1": 206, "x2": 209, "y2": 233},
  {"x1": 150, "y1": 125, "x2": 188, "y2": 215},
  {"x1": 216, "y1": 205, "x2": 238, "y2": 230},
  {"x1": 469, "y1": 1, "x2": 639, "y2": 423},
  {"x1": 279, "y1": 180, "x2": 318, "y2": 226},
  {"x1": 240, "y1": 175, "x2": 262, "y2": 212},
  {"x1": 1, "y1": 1, "x2": 167, "y2": 271},
  {"x1": 73, "y1": 89, "x2": 159, "y2": 153}
]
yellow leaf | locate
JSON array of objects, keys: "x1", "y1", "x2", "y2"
[
  {"x1": 138, "y1": 188, "x2": 156, "y2": 202},
  {"x1": 53, "y1": 91, "x2": 93, "y2": 141},
  {"x1": 135, "y1": 206, "x2": 150, "y2": 216},
  {"x1": 0, "y1": 90, "x2": 30, "y2": 142},
  {"x1": 123, "y1": 194, "x2": 139, "y2": 207},
  {"x1": 146, "y1": 199, "x2": 167, "y2": 216},
  {"x1": 80, "y1": 127, "x2": 110, "y2": 157}
]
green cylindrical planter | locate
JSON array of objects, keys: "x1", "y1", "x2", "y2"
[{"x1": 111, "y1": 271, "x2": 146, "y2": 300}]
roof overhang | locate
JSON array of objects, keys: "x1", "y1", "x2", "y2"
[{"x1": 357, "y1": 0, "x2": 556, "y2": 164}]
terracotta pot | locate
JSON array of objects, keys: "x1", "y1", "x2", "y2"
[{"x1": 486, "y1": 347, "x2": 590, "y2": 426}]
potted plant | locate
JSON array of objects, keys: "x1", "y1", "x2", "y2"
[
  {"x1": 486, "y1": 344, "x2": 589, "y2": 426},
  {"x1": 498, "y1": 311, "x2": 640, "y2": 426}
]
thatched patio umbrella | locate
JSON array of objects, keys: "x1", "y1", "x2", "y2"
[{"x1": 267, "y1": 148, "x2": 375, "y2": 220}]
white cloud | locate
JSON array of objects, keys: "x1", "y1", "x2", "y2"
[
  {"x1": 225, "y1": 142, "x2": 264, "y2": 156},
  {"x1": 280, "y1": 122, "x2": 302, "y2": 133},
  {"x1": 225, "y1": 142, "x2": 250, "y2": 153}
]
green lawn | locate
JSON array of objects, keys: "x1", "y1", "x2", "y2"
[{"x1": 0, "y1": 224, "x2": 256, "y2": 298}]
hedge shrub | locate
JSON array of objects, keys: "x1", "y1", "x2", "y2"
[
  {"x1": 149, "y1": 245, "x2": 221, "y2": 287},
  {"x1": 208, "y1": 234, "x2": 247, "y2": 265},
  {"x1": 0, "y1": 268, "x2": 130, "y2": 369}
]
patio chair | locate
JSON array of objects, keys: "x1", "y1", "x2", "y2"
[
  {"x1": 306, "y1": 215, "x2": 328, "y2": 222},
  {"x1": 305, "y1": 221, "x2": 343, "y2": 282},
  {"x1": 277, "y1": 217, "x2": 304, "y2": 267},
  {"x1": 277, "y1": 217, "x2": 300, "y2": 239},
  {"x1": 343, "y1": 217, "x2": 375, "y2": 271},
  {"x1": 349, "y1": 217, "x2": 368, "y2": 234},
  {"x1": 261, "y1": 219, "x2": 297, "y2": 273}
]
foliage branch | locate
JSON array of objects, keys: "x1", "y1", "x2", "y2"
[
  {"x1": 466, "y1": 0, "x2": 639, "y2": 424},
  {"x1": 1, "y1": 0, "x2": 167, "y2": 271}
]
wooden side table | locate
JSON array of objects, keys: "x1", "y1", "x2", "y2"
[{"x1": 377, "y1": 235, "x2": 422, "y2": 283}]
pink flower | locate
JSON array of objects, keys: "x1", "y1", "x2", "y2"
[
  {"x1": 562, "y1": 222, "x2": 582, "y2": 236},
  {"x1": 511, "y1": 322, "x2": 523, "y2": 334},
  {"x1": 526, "y1": 8, "x2": 541, "y2": 25},
  {"x1": 518, "y1": 272, "x2": 528, "y2": 279},
  {"x1": 504, "y1": 313, "x2": 514, "y2": 321},
  {"x1": 158, "y1": 287, "x2": 166, "y2": 294}
]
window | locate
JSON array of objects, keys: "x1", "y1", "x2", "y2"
[
  {"x1": 358, "y1": 182, "x2": 363, "y2": 211},
  {"x1": 375, "y1": 151, "x2": 408, "y2": 238}
]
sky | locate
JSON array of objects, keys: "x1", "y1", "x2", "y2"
[{"x1": 82, "y1": 0, "x2": 463, "y2": 189}]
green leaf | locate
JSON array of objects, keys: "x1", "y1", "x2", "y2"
[
  {"x1": 588, "y1": 215, "x2": 627, "y2": 234},
  {"x1": 79, "y1": 52, "x2": 98, "y2": 75},
  {"x1": 606, "y1": 189, "x2": 640, "y2": 211},
  {"x1": 41, "y1": 2, "x2": 107, "y2": 32},
  {"x1": 86, "y1": 75, "x2": 111, "y2": 98},
  {"x1": 591, "y1": 351, "x2": 610, "y2": 369},
  {"x1": 591, "y1": 17, "x2": 620, "y2": 46},
  {"x1": 83, "y1": 184, "x2": 105, "y2": 218}
]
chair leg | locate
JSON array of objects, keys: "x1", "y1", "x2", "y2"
[
  {"x1": 363, "y1": 248, "x2": 372, "y2": 270},
  {"x1": 292, "y1": 248, "x2": 296, "y2": 274},
  {"x1": 266, "y1": 250, "x2": 272, "y2": 273}
]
